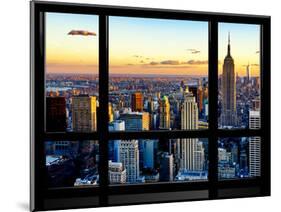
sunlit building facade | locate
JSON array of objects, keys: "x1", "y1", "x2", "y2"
[{"x1": 72, "y1": 95, "x2": 97, "y2": 132}]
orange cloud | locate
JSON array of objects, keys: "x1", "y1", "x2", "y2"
[
  {"x1": 185, "y1": 60, "x2": 208, "y2": 65},
  {"x1": 68, "y1": 30, "x2": 97, "y2": 36}
]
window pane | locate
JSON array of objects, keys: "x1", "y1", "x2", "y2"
[
  {"x1": 218, "y1": 137, "x2": 261, "y2": 180},
  {"x1": 108, "y1": 138, "x2": 208, "y2": 185},
  {"x1": 45, "y1": 140, "x2": 99, "y2": 188},
  {"x1": 109, "y1": 17, "x2": 209, "y2": 131},
  {"x1": 45, "y1": 13, "x2": 99, "y2": 132},
  {"x1": 218, "y1": 23, "x2": 260, "y2": 129}
]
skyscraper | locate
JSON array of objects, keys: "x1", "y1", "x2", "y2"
[
  {"x1": 221, "y1": 33, "x2": 237, "y2": 127},
  {"x1": 159, "y1": 96, "x2": 171, "y2": 129},
  {"x1": 108, "y1": 160, "x2": 126, "y2": 184},
  {"x1": 249, "y1": 110, "x2": 261, "y2": 177},
  {"x1": 131, "y1": 92, "x2": 143, "y2": 112},
  {"x1": 143, "y1": 140, "x2": 155, "y2": 169},
  {"x1": 178, "y1": 89, "x2": 204, "y2": 171},
  {"x1": 160, "y1": 152, "x2": 174, "y2": 181},
  {"x1": 246, "y1": 62, "x2": 251, "y2": 83},
  {"x1": 118, "y1": 140, "x2": 140, "y2": 183},
  {"x1": 181, "y1": 90, "x2": 198, "y2": 130},
  {"x1": 119, "y1": 112, "x2": 149, "y2": 131},
  {"x1": 198, "y1": 85, "x2": 204, "y2": 114},
  {"x1": 194, "y1": 141, "x2": 205, "y2": 171},
  {"x1": 72, "y1": 95, "x2": 97, "y2": 132},
  {"x1": 46, "y1": 96, "x2": 66, "y2": 132},
  {"x1": 108, "y1": 103, "x2": 114, "y2": 123},
  {"x1": 108, "y1": 120, "x2": 125, "y2": 162}
]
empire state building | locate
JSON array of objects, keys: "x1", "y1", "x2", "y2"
[{"x1": 220, "y1": 33, "x2": 237, "y2": 127}]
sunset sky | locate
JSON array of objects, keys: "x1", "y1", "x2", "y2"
[
  {"x1": 46, "y1": 13, "x2": 260, "y2": 77},
  {"x1": 218, "y1": 23, "x2": 260, "y2": 76}
]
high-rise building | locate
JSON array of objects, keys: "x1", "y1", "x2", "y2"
[
  {"x1": 147, "y1": 96, "x2": 154, "y2": 113},
  {"x1": 188, "y1": 86, "x2": 198, "y2": 102},
  {"x1": 218, "y1": 148, "x2": 229, "y2": 161},
  {"x1": 46, "y1": 96, "x2": 66, "y2": 132},
  {"x1": 178, "y1": 90, "x2": 204, "y2": 171},
  {"x1": 72, "y1": 95, "x2": 97, "y2": 132},
  {"x1": 108, "y1": 160, "x2": 126, "y2": 184},
  {"x1": 160, "y1": 152, "x2": 174, "y2": 181},
  {"x1": 231, "y1": 143, "x2": 238, "y2": 164},
  {"x1": 252, "y1": 99, "x2": 261, "y2": 111},
  {"x1": 143, "y1": 140, "x2": 155, "y2": 169},
  {"x1": 131, "y1": 92, "x2": 143, "y2": 112},
  {"x1": 108, "y1": 120, "x2": 125, "y2": 131},
  {"x1": 194, "y1": 141, "x2": 205, "y2": 170},
  {"x1": 246, "y1": 62, "x2": 251, "y2": 83},
  {"x1": 249, "y1": 110, "x2": 261, "y2": 177},
  {"x1": 198, "y1": 86, "x2": 204, "y2": 114},
  {"x1": 51, "y1": 141, "x2": 71, "y2": 156},
  {"x1": 109, "y1": 103, "x2": 114, "y2": 123},
  {"x1": 119, "y1": 112, "x2": 149, "y2": 131},
  {"x1": 108, "y1": 120, "x2": 125, "y2": 162},
  {"x1": 221, "y1": 33, "x2": 237, "y2": 127},
  {"x1": 239, "y1": 150, "x2": 248, "y2": 170},
  {"x1": 181, "y1": 91, "x2": 198, "y2": 130},
  {"x1": 159, "y1": 96, "x2": 170, "y2": 130},
  {"x1": 118, "y1": 140, "x2": 140, "y2": 183}
]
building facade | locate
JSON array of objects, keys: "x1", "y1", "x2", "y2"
[
  {"x1": 108, "y1": 160, "x2": 126, "y2": 184},
  {"x1": 249, "y1": 110, "x2": 261, "y2": 177},
  {"x1": 159, "y1": 96, "x2": 171, "y2": 129},
  {"x1": 220, "y1": 33, "x2": 237, "y2": 127},
  {"x1": 131, "y1": 92, "x2": 143, "y2": 112},
  {"x1": 178, "y1": 90, "x2": 205, "y2": 171},
  {"x1": 118, "y1": 140, "x2": 140, "y2": 183},
  {"x1": 72, "y1": 95, "x2": 97, "y2": 132}
]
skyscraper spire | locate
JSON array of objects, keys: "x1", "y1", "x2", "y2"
[
  {"x1": 221, "y1": 31, "x2": 237, "y2": 127},
  {"x1": 227, "y1": 32, "x2": 231, "y2": 56}
]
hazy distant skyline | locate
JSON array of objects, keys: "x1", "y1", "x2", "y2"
[{"x1": 46, "y1": 13, "x2": 260, "y2": 77}]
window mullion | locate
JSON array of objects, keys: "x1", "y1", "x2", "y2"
[
  {"x1": 98, "y1": 14, "x2": 109, "y2": 206},
  {"x1": 208, "y1": 20, "x2": 219, "y2": 199}
]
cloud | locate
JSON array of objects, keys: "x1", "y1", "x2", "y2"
[
  {"x1": 147, "y1": 65, "x2": 193, "y2": 69},
  {"x1": 187, "y1": 48, "x2": 201, "y2": 54},
  {"x1": 160, "y1": 60, "x2": 180, "y2": 65},
  {"x1": 68, "y1": 30, "x2": 97, "y2": 36},
  {"x1": 185, "y1": 60, "x2": 208, "y2": 65},
  {"x1": 242, "y1": 63, "x2": 259, "y2": 67},
  {"x1": 133, "y1": 55, "x2": 143, "y2": 58},
  {"x1": 150, "y1": 61, "x2": 159, "y2": 65},
  {"x1": 140, "y1": 60, "x2": 144, "y2": 63},
  {"x1": 147, "y1": 59, "x2": 207, "y2": 66}
]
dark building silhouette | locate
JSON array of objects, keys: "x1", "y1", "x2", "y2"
[{"x1": 46, "y1": 96, "x2": 66, "y2": 132}]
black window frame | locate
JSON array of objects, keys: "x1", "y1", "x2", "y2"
[{"x1": 30, "y1": 1, "x2": 270, "y2": 211}]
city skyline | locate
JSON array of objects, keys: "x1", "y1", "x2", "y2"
[
  {"x1": 46, "y1": 13, "x2": 260, "y2": 76},
  {"x1": 44, "y1": 14, "x2": 261, "y2": 187}
]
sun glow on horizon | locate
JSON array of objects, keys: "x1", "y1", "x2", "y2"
[{"x1": 46, "y1": 13, "x2": 261, "y2": 77}]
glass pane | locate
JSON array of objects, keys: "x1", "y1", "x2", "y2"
[
  {"x1": 45, "y1": 140, "x2": 99, "y2": 187},
  {"x1": 108, "y1": 138, "x2": 208, "y2": 185},
  {"x1": 45, "y1": 13, "x2": 99, "y2": 132},
  {"x1": 109, "y1": 17, "x2": 209, "y2": 131},
  {"x1": 218, "y1": 137, "x2": 261, "y2": 180},
  {"x1": 218, "y1": 23, "x2": 260, "y2": 129}
]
